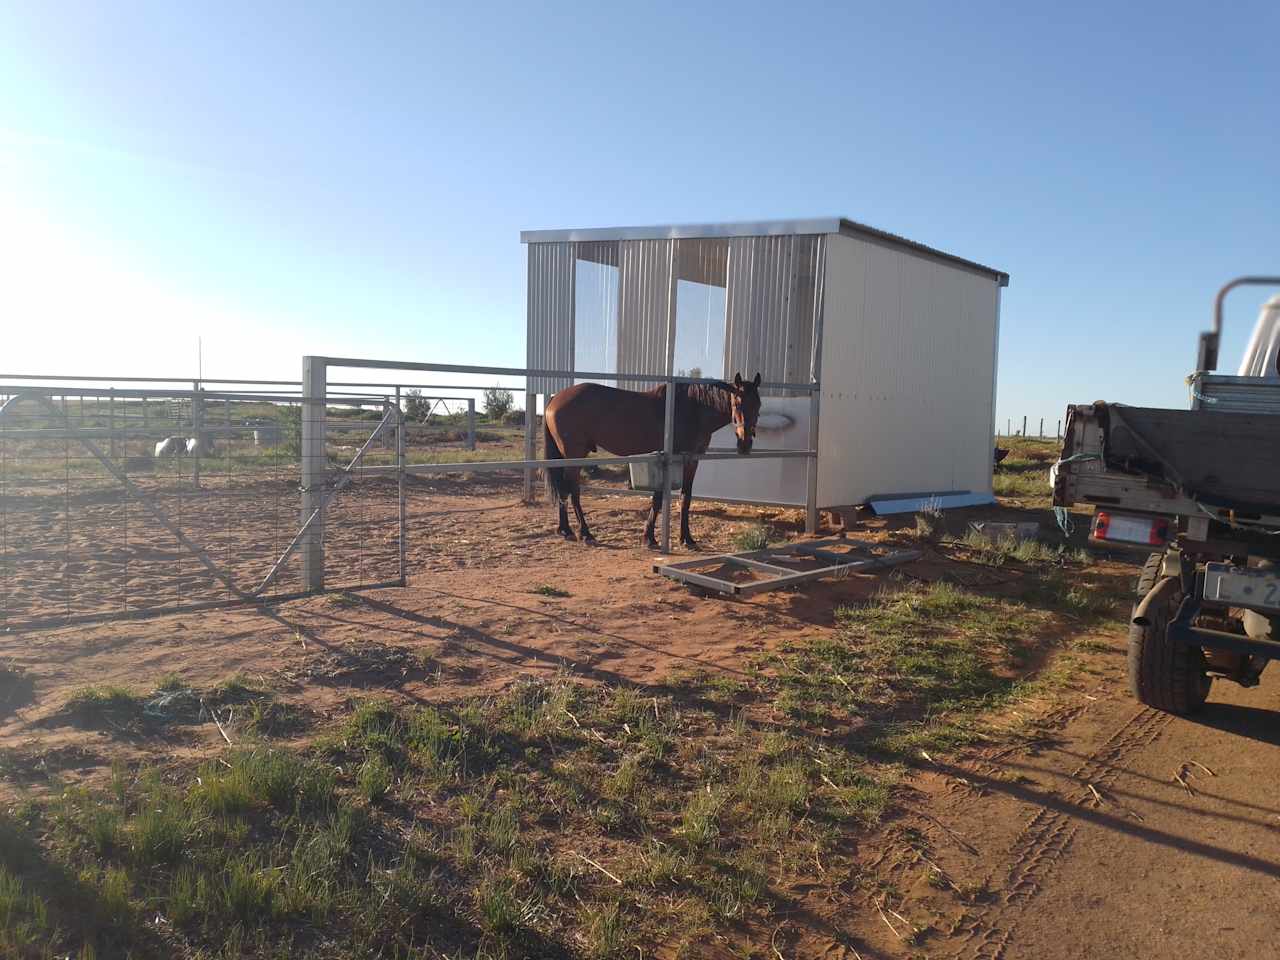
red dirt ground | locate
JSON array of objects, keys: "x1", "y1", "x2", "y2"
[{"x1": 3, "y1": 478, "x2": 1276, "y2": 960}]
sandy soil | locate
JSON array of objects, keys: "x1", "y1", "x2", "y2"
[
  {"x1": 0, "y1": 478, "x2": 896, "y2": 780},
  {"x1": 3, "y1": 477, "x2": 1276, "y2": 960},
  {"x1": 835, "y1": 633, "x2": 1280, "y2": 960}
]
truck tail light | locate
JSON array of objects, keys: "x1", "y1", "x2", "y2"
[{"x1": 1092, "y1": 511, "x2": 1171, "y2": 546}]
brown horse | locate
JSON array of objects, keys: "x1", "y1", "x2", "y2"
[{"x1": 544, "y1": 372, "x2": 762, "y2": 548}]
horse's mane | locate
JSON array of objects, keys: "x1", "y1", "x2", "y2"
[{"x1": 680, "y1": 381, "x2": 735, "y2": 415}]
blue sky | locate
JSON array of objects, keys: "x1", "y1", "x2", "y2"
[{"x1": 1, "y1": 1, "x2": 1276, "y2": 430}]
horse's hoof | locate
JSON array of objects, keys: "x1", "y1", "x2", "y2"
[
  {"x1": 559, "y1": 528, "x2": 576, "y2": 541},
  {"x1": 642, "y1": 538, "x2": 659, "y2": 550},
  {"x1": 681, "y1": 539, "x2": 700, "y2": 551},
  {"x1": 582, "y1": 534, "x2": 598, "y2": 546}
]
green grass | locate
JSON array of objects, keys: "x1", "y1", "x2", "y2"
[
  {"x1": 992, "y1": 436, "x2": 1061, "y2": 506},
  {"x1": 62, "y1": 686, "x2": 143, "y2": 729},
  {"x1": 531, "y1": 584, "x2": 571, "y2": 598},
  {"x1": 730, "y1": 522, "x2": 777, "y2": 552},
  {"x1": 4, "y1": 555, "x2": 1119, "y2": 958}
]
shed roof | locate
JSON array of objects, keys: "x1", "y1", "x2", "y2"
[{"x1": 520, "y1": 217, "x2": 1009, "y2": 286}]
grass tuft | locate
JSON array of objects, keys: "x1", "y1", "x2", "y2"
[
  {"x1": 531, "y1": 584, "x2": 570, "y2": 598},
  {"x1": 730, "y1": 522, "x2": 776, "y2": 552}
]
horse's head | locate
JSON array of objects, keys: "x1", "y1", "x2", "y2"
[{"x1": 731, "y1": 372, "x2": 762, "y2": 454}]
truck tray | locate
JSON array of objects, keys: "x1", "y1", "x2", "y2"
[{"x1": 1098, "y1": 404, "x2": 1280, "y2": 512}]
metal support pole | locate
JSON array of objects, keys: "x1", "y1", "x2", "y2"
[
  {"x1": 1022, "y1": 415, "x2": 1027, "y2": 437},
  {"x1": 660, "y1": 238, "x2": 678, "y2": 553},
  {"x1": 396, "y1": 394, "x2": 406, "y2": 587},
  {"x1": 805, "y1": 385, "x2": 820, "y2": 534},
  {"x1": 191, "y1": 381, "x2": 203, "y2": 488},
  {"x1": 523, "y1": 390, "x2": 536, "y2": 502},
  {"x1": 661, "y1": 378, "x2": 675, "y2": 554},
  {"x1": 1039, "y1": 417, "x2": 1044, "y2": 439},
  {"x1": 467, "y1": 398, "x2": 476, "y2": 451},
  {"x1": 301, "y1": 357, "x2": 327, "y2": 592},
  {"x1": 108, "y1": 389, "x2": 116, "y2": 460}
]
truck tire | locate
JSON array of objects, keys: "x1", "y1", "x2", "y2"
[
  {"x1": 1128, "y1": 553, "x2": 1211, "y2": 714},
  {"x1": 1133, "y1": 551, "x2": 1165, "y2": 600}
]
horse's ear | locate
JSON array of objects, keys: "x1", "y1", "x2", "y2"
[
  {"x1": 733, "y1": 372, "x2": 743, "y2": 388},
  {"x1": 752, "y1": 372, "x2": 761, "y2": 388}
]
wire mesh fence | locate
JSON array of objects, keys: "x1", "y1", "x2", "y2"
[{"x1": 0, "y1": 382, "x2": 406, "y2": 629}]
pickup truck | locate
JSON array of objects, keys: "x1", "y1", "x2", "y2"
[{"x1": 1052, "y1": 277, "x2": 1280, "y2": 714}]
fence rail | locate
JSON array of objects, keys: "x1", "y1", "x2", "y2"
[
  {"x1": 299, "y1": 356, "x2": 821, "y2": 588},
  {"x1": 2, "y1": 358, "x2": 821, "y2": 627}
]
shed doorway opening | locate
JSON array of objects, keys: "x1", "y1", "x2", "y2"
[
  {"x1": 673, "y1": 238, "x2": 728, "y2": 381},
  {"x1": 573, "y1": 242, "x2": 620, "y2": 387}
]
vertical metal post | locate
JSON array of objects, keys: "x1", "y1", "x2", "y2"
[
  {"x1": 1039, "y1": 417, "x2": 1044, "y2": 439},
  {"x1": 467, "y1": 398, "x2": 476, "y2": 451},
  {"x1": 395, "y1": 390, "x2": 406, "y2": 587},
  {"x1": 1057, "y1": 419, "x2": 1062, "y2": 440},
  {"x1": 805, "y1": 384, "x2": 820, "y2": 534},
  {"x1": 660, "y1": 238, "x2": 678, "y2": 554},
  {"x1": 805, "y1": 239, "x2": 827, "y2": 537},
  {"x1": 301, "y1": 357, "x2": 327, "y2": 592},
  {"x1": 1021, "y1": 415, "x2": 1027, "y2": 437},
  {"x1": 108, "y1": 389, "x2": 117, "y2": 460},
  {"x1": 523, "y1": 390, "x2": 536, "y2": 502},
  {"x1": 191, "y1": 381, "x2": 203, "y2": 488},
  {"x1": 661, "y1": 379, "x2": 675, "y2": 553}
]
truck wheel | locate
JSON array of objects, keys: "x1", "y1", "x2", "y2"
[
  {"x1": 1128, "y1": 557, "x2": 1211, "y2": 714},
  {"x1": 1133, "y1": 551, "x2": 1165, "y2": 600}
]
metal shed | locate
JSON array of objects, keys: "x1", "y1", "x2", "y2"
[{"x1": 520, "y1": 217, "x2": 1009, "y2": 516}]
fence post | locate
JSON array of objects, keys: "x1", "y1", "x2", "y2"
[
  {"x1": 467, "y1": 399, "x2": 476, "y2": 451},
  {"x1": 1057, "y1": 419, "x2": 1062, "y2": 440},
  {"x1": 1039, "y1": 417, "x2": 1044, "y2": 439},
  {"x1": 1021, "y1": 415, "x2": 1027, "y2": 437},
  {"x1": 108, "y1": 389, "x2": 117, "y2": 460},
  {"x1": 396, "y1": 398, "x2": 407, "y2": 587},
  {"x1": 805, "y1": 384, "x2": 820, "y2": 534},
  {"x1": 191, "y1": 381, "x2": 203, "y2": 489},
  {"x1": 661, "y1": 376, "x2": 675, "y2": 554},
  {"x1": 523, "y1": 391, "x2": 536, "y2": 502},
  {"x1": 301, "y1": 357, "x2": 327, "y2": 592}
]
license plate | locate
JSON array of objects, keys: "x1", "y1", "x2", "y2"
[{"x1": 1203, "y1": 563, "x2": 1280, "y2": 613}]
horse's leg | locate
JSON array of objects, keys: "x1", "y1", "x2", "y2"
[
  {"x1": 679, "y1": 458, "x2": 699, "y2": 549},
  {"x1": 642, "y1": 490, "x2": 662, "y2": 548},
  {"x1": 557, "y1": 496, "x2": 574, "y2": 540},
  {"x1": 568, "y1": 467, "x2": 596, "y2": 544}
]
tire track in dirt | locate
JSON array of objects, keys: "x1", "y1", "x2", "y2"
[{"x1": 948, "y1": 707, "x2": 1173, "y2": 960}]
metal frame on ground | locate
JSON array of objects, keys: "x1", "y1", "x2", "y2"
[{"x1": 654, "y1": 537, "x2": 921, "y2": 596}]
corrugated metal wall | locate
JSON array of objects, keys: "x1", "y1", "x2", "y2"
[
  {"x1": 725, "y1": 235, "x2": 824, "y2": 391},
  {"x1": 526, "y1": 242, "x2": 574, "y2": 393},
  {"x1": 527, "y1": 235, "x2": 824, "y2": 395},
  {"x1": 817, "y1": 232, "x2": 1000, "y2": 506},
  {"x1": 616, "y1": 239, "x2": 672, "y2": 391}
]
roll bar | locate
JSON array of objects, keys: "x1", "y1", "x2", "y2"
[{"x1": 1198, "y1": 276, "x2": 1280, "y2": 372}]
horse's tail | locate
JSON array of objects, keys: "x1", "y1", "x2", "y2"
[{"x1": 544, "y1": 421, "x2": 568, "y2": 501}]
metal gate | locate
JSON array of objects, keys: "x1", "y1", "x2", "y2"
[{"x1": 0, "y1": 381, "x2": 404, "y2": 629}]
